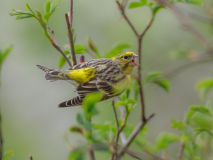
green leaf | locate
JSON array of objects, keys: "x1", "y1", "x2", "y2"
[
  {"x1": 87, "y1": 37, "x2": 100, "y2": 57},
  {"x1": 105, "y1": 44, "x2": 131, "y2": 58},
  {"x1": 70, "y1": 126, "x2": 83, "y2": 134},
  {"x1": 50, "y1": 0, "x2": 61, "y2": 14},
  {"x1": 133, "y1": 81, "x2": 139, "y2": 100},
  {"x1": 3, "y1": 150, "x2": 13, "y2": 160},
  {"x1": 129, "y1": 2, "x2": 146, "y2": 9},
  {"x1": 44, "y1": 1, "x2": 51, "y2": 13},
  {"x1": 115, "y1": 101, "x2": 124, "y2": 107},
  {"x1": 76, "y1": 113, "x2": 84, "y2": 126},
  {"x1": 25, "y1": 3, "x2": 35, "y2": 16},
  {"x1": 185, "y1": 0, "x2": 203, "y2": 5},
  {"x1": 74, "y1": 44, "x2": 87, "y2": 54},
  {"x1": 85, "y1": 119, "x2": 93, "y2": 131},
  {"x1": 170, "y1": 119, "x2": 185, "y2": 131},
  {"x1": 35, "y1": 9, "x2": 43, "y2": 22},
  {"x1": 154, "y1": 79, "x2": 171, "y2": 93},
  {"x1": 196, "y1": 79, "x2": 213, "y2": 97},
  {"x1": 44, "y1": 12, "x2": 51, "y2": 21},
  {"x1": 151, "y1": 5, "x2": 165, "y2": 16},
  {"x1": 15, "y1": 14, "x2": 34, "y2": 20},
  {"x1": 146, "y1": 71, "x2": 162, "y2": 82},
  {"x1": 68, "y1": 150, "x2": 84, "y2": 160},
  {"x1": 82, "y1": 92, "x2": 103, "y2": 119},
  {"x1": 141, "y1": 0, "x2": 148, "y2": 3},
  {"x1": 0, "y1": 45, "x2": 12, "y2": 64},
  {"x1": 155, "y1": 133, "x2": 179, "y2": 150},
  {"x1": 58, "y1": 55, "x2": 67, "y2": 69},
  {"x1": 190, "y1": 105, "x2": 211, "y2": 115}
]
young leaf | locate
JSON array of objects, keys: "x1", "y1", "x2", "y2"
[
  {"x1": 190, "y1": 105, "x2": 211, "y2": 115},
  {"x1": 151, "y1": 5, "x2": 165, "y2": 16},
  {"x1": 74, "y1": 44, "x2": 87, "y2": 54},
  {"x1": 35, "y1": 9, "x2": 43, "y2": 22},
  {"x1": 25, "y1": 3, "x2": 36, "y2": 16},
  {"x1": 154, "y1": 79, "x2": 171, "y2": 93},
  {"x1": 0, "y1": 45, "x2": 12, "y2": 64},
  {"x1": 170, "y1": 119, "x2": 185, "y2": 131},
  {"x1": 185, "y1": 0, "x2": 203, "y2": 5},
  {"x1": 87, "y1": 37, "x2": 100, "y2": 57},
  {"x1": 70, "y1": 126, "x2": 84, "y2": 134},
  {"x1": 129, "y1": 2, "x2": 146, "y2": 9},
  {"x1": 76, "y1": 113, "x2": 84, "y2": 126},
  {"x1": 15, "y1": 14, "x2": 34, "y2": 20},
  {"x1": 58, "y1": 55, "x2": 66, "y2": 69},
  {"x1": 105, "y1": 43, "x2": 131, "y2": 58},
  {"x1": 115, "y1": 101, "x2": 125, "y2": 107},
  {"x1": 68, "y1": 150, "x2": 84, "y2": 160},
  {"x1": 82, "y1": 92, "x2": 103, "y2": 119},
  {"x1": 50, "y1": 0, "x2": 61, "y2": 14},
  {"x1": 3, "y1": 150, "x2": 14, "y2": 160},
  {"x1": 146, "y1": 71, "x2": 162, "y2": 82},
  {"x1": 155, "y1": 132, "x2": 179, "y2": 150},
  {"x1": 44, "y1": 12, "x2": 52, "y2": 21},
  {"x1": 44, "y1": 1, "x2": 51, "y2": 13},
  {"x1": 196, "y1": 79, "x2": 213, "y2": 97}
]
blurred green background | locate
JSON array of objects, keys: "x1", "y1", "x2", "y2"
[{"x1": 1, "y1": 0, "x2": 213, "y2": 159}]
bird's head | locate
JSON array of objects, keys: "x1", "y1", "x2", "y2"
[{"x1": 112, "y1": 52, "x2": 139, "y2": 75}]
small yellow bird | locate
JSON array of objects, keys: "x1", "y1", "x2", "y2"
[{"x1": 37, "y1": 52, "x2": 138, "y2": 107}]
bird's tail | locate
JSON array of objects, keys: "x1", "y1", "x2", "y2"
[
  {"x1": 58, "y1": 96, "x2": 84, "y2": 107},
  {"x1": 36, "y1": 65, "x2": 69, "y2": 82}
]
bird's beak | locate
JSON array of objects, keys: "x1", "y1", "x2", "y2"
[{"x1": 131, "y1": 54, "x2": 139, "y2": 67}]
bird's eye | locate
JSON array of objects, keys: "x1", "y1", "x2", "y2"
[{"x1": 124, "y1": 56, "x2": 128, "y2": 59}]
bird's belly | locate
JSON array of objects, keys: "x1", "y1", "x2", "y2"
[{"x1": 112, "y1": 76, "x2": 130, "y2": 95}]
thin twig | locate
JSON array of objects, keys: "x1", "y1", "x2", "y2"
[
  {"x1": 65, "y1": 13, "x2": 77, "y2": 66},
  {"x1": 112, "y1": 99, "x2": 119, "y2": 130},
  {"x1": 0, "y1": 112, "x2": 3, "y2": 160},
  {"x1": 29, "y1": 155, "x2": 33, "y2": 160},
  {"x1": 47, "y1": 27, "x2": 59, "y2": 46},
  {"x1": 49, "y1": 38, "x2": 72, "y2": 67},
  {"x1": 156, "y1": 0, "x2": 213, "y2": 51},
  {"x1": 70, "y1": 0, "x2": 74, "y2": 30},
  {"x1": 163, "y1": 54, "x2": 213, "y2": 78},
  {"x1": 177, "y1": 142, "x2": 185, "y2": 160},
  {"x1": 116, "y1": 1, "x2": 139, "y2": 36},
  {"x1": 118, "y1": 113, "x2": 155, "y2": 159}
]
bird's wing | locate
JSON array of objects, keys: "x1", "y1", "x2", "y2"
[
  {"x1": 76, "y1": 63, "x2": 128, "y2": 100},
  {"x1": 64, "y1": 59, "x2": 113, "y2": 85}
]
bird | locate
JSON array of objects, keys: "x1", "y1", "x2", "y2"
[{"x1": 37, "y1": 52, "x2": 139, "y2": 108}]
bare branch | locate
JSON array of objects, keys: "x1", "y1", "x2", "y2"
[
  {"x1": 156, "y1": 0, "x2": 213, "y2": 51},
  {"x1": 177, "y1": 142, "x2": 185, "y2": 160},
  {"x1": 65, "y1": 13, "x2": 77, "y2": 66},
  {"x1": 70, "y1": 0, "x2": 74, "y2": 30},
  {"x1": 112, "y1": 99, "x2": 119, "y2": 130},
  {"x1": 48, "y1": 27, "x2": 59, "y2": 46},
  {"x1": 49, "y1": 38, "x2": 72, "y2": 67},
  {"x1": 118, "y1": 114, "x2": 155, "y2": 158},
  {"x1": 29, "y1": 155, "x2": 33, "y2": 160},
  {"x1": 0, "y1": 111, "x2": 3, "y2": 160},
  {"x1": 116, "y1": 1, "x2": 139, "y2": 36}
]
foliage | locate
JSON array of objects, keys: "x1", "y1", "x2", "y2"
[{"x1": 0, "y1": 45, "x2": 13, "y2": 67}]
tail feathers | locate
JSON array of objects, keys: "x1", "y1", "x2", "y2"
[
  {"x1": 58, "y1": 96, "x2": 84, "y2": 107},
  {"x1": 37, "y1": 65, "x2": 63, "y2": 82}
]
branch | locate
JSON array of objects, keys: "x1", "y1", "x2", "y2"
[
  {"x1": 112, "y1": 99, "x2": 119, "y2": 130},
  {"x1": 0, "y1": 111, "x2": 3, "y2": 160},
  {"x1": 69, "y1": 0, "x2": 74, "y2": 30},
  {"x1": 163, "y1": 54, "x2": 213, "y2": 78},
  {"x1": 177, "y1": 142, "x2": 184, "y2": 160},
  {"x1": 118, "y1": 113, "x2": 155, "y2": 158},
  {"x1": 116, "y1": 1, "x2": 139, "y2": 36},
  {"x1": 156, "y1": 0, "x2": 213, "y2": 51},
  {"x1": 47, "y1": 29, "x2": 72, "y2": 67},
  {"x1": 30, "y1": 155, "x2": 33, "y2": 160},
  {"x1": 65, "y1": 13, "x2": 77, "y2": 66}
]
